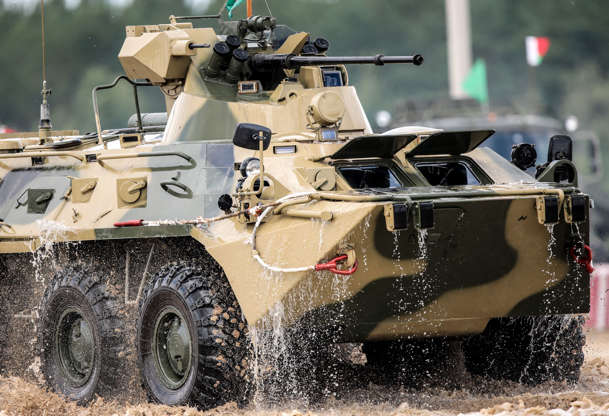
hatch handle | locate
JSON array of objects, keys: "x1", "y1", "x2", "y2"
[
  {"x1": 160, "y1": 181, "x2": 193, "y2": 199},
  {"x1": 35, "y1": 191, "x2": 53, "y2": 204}
]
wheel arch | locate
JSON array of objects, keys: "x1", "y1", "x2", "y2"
[{"x1": 0, "y1": 229, "x2": 255, "y2": 325}]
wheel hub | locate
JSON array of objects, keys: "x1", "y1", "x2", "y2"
[
  {"x1": 56, "y1": 309, "x2": 95, "y2": 387},
  {"x1": 153, "y1": 306, "x2": 192, "y2": 389}
]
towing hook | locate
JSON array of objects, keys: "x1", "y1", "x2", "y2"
[
  {"x1": 570, "y1": 243, "x2": 594, "y2": 274},
  {"x1": 315, "y1": 254, "x2": 358, "y2": 276}
]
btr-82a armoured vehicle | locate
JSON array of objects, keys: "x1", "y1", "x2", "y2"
[{"x1": 0, "y1": 11, "x2": 592, "y2": 410}]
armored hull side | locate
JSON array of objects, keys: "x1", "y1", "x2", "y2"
[{"x1": 196, "y1": 189, "x2": 589, "y2": 342}]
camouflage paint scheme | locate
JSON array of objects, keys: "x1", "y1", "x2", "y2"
[{"x1": 0, "y1": 19, "x2": 590, "y2": 343}]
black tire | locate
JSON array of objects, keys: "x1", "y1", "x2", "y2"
[
  {"x1": 462, "y1": 315, "x2": 585, "y2": 385},
  {"x1": 137, "y1": 263, "x2": 249, "y2": 409},
  {"x1": 38, "y1": 265, "x2": 125, "y2": 404}
]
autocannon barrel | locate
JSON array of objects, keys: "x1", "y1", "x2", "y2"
[{"x1": 250, "y1": 53, "x2": 424, "y2": 71}]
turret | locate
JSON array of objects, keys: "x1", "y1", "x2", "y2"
[
  {"x1": 118, "y1": 15, "x2": 423, "y2": 112},
  {"x1": 116, "y1": 15, "x2": 423, "y2": 141}
]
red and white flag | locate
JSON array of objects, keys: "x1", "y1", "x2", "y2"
[{"x1": 525, "y1": 36, "x2": 550, "y2": 66}]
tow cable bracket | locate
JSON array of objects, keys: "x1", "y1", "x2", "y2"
[
  {"x1": 315, "y1": 254, "x2": 358, "y2": 276},
  {"x1": 536, "y1": 195, "x2": 560, "y2": 224}
]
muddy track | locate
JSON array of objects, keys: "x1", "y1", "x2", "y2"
[{"x1": 0, "y1": 331, "x2": 608, "y2": 415}]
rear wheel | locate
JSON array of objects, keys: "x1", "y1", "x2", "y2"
[
  {"x1": 137, "y1": 263, "x2": 250, "y2": 409},
  {"x1": 38, "y1": 266, "x2": 125, "y2": 404},
  {"x1": 462, "y1": 315, "x2": 585, "y2": 384}
]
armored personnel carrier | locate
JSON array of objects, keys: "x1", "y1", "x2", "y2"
[{"x1": 0, "y1": 9, "x2": 592, "y2": 410}]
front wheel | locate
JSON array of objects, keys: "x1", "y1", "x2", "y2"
[
  {"x1": 38, "y1": 266, "x2": 125, "y2": 404},
  {"x1": 137, "y1": 263, "x2": 250, "y2": 409}
]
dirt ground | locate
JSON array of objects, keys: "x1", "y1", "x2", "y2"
[{"x1": 0, "y1": 330, "x2": 608, "y2": 416}]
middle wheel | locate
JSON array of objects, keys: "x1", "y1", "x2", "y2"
[{"x1": 137, "y1": 263, "x2": 250, "y2": 409}]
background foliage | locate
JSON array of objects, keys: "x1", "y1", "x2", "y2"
[{"x1": 1, "y1": 0, "x2": 609, "y2": 188}]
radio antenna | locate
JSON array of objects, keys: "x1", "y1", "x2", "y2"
[{"x1": 39, "y1": 0, "x2": 52, "y2": 143}]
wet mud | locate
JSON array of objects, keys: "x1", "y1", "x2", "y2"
[{"x1": 0, "y1": 330, "x2": 608, "y2": 416}]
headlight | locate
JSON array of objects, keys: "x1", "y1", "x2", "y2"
[
  {"x1": 511, "y1": 143, "x2": 537, "y2": 170},
  {"x1": 240, "y1": 157, "x2": 260, "y2": 178}
]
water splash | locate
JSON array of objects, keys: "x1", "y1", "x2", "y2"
[
  {"x1": 20, "y1": 220, "x2": 77, "y2": 382},
  {"x1": 249, "y1": 290, "x2": 291, "y2": 406},
  {"x1": 391, "y1": 231, "x2": 406, "y2": 277},
  {"x1": 541, "y1": 224, "x2": 558, "y2": 295},
  {"x1": 28, "y1": 220, "x2": 74, "y2": 283},
  {"x1": 316, "y1": 218, "x2": 326, "y2": 256},
  {"x1": 247, "y1": 214, "x2": 363, "y2": 407},
  {"x1": 247, "y1": 248, "x2": 318, "y2": 407},
  {"x1": 574, "y1": 222, "x2": 582, "y2": 237},
  {"x1": 417, "y1": 228, "x2": 428, "y2": 260},
  {"x1": 359, "y1": 212, "x2": 372, "y2": 272},
  {"x1": 572, "y1": 222, "x2": 584, "y2": 243},
  {"x1": 544, "y1": 223, "x2": 557, "y2": 259},
  {"x1": 248, "y1": 325, "x2": 264, "y2": 406},
  {"x1": 329, "y1": 266, "x2": 349, "y2": 323},
  {"x1": 519, "y1": 315, "x2": 576, "y2": 384}
]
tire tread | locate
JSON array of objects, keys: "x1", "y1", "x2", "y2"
[
  {"x1": 138, "y1": 262, "x2": 249, "y2": 409},
  {"x1": 38, "y1": 264, "x2": 126, "y2": 403}
]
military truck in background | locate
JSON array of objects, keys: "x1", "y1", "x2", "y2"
[{"x1": 0, "y1": 11, "x2": 593, "y2": 411}]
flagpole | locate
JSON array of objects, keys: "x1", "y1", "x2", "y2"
[
  {"x1": 527, "y1": 64, "x2": 536, "y2": 113},
  {"x1": 247, "y1": 0, "x2": 253, "y2": 17}
]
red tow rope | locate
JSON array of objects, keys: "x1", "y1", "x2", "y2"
[
  {"x1": 114, "y1": 219, "x2": 144, "y2": 227},
  {"x1": 315, "y1": 255, "x2": 358, "y2": 276},
  {"x1": 570, "y1": 244, "x2": 595, "y2": 273}
]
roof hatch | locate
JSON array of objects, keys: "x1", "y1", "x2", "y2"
[
  {"x1": 329, "y1": 134, "x2": 417, "y2": 159},
  {"x1": 328, "y1": 130, "x2": 494, "y2": 160},
  {"x1": 406, "y1": 130, "x2": 495, "y2": 156}
]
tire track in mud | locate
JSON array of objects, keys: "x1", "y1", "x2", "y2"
[{"x1": 0, "y1": 331, "x2": 608, "y2": 416}]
